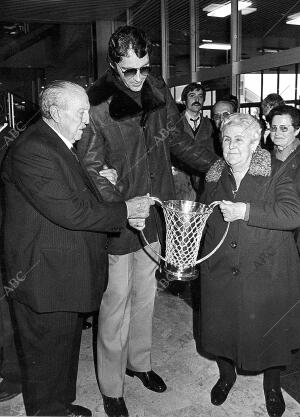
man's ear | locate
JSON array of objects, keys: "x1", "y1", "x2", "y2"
[{"x1": 49, "y1": 105, "x2": 60, "y2": 123}]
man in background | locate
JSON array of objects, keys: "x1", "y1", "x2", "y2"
[
  {"x1": 211, "y1": 95, "x2": 238, "y2": 155},
  {"x1": 172, "y1": 82, "x2": 215, "y2": 200}
]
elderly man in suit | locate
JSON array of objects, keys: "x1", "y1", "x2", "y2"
[{"x1": 1, "y1": 80, "x2": 152, "y2": 417}]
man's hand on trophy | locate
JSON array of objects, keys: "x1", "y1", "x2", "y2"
[{"x1": 125, "y1": 195, "x2": 154, "y2": 220}]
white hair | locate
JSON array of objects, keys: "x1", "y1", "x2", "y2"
[{"x1": 39, "y1": 80, "x2": 85, "y2": 119}]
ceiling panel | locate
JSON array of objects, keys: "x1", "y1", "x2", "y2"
[{"x1": 0, "y1": 0, "x2": 140, "y2": 23}]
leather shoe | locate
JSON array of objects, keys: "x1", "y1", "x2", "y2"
[
  {"x1": 102, "y1": 395, "x2": 129, "y2": 417},
  {"x1": 126, "y1": 369, "x2": 167, "y2": 392},
  {"x1": 211, "y1": 377, "x2": 236, "y2": 406},
  {"x1": 0, "y1": 380, "x2": 21, "y2": 402},
  {"x1": 264, "y1": 388, "x2": 285, "y2": 417},
  {"x1": 66, "y1": 404, "x2": 92, "y2": 416},
  {"x1": 82, "y1": 320, "x2": 92, "y2": 330}
]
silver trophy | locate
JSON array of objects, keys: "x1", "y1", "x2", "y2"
[{"x1": 141, "y1": 198, "x2": 229, "y2": 281}]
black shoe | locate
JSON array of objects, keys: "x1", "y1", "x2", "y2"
[
  {"x1": 102, "y1": 395, "x2": 129, "y2": 417},
  {"x1": 264, "y1": 388, "x2": 285, "y2": 417},
  {"x1": 211, "y1": 377, "x2": 236, "y2": 406},
  {"x1": 66, "y1": 404, "x2": 92, "y2": 416},
  {"x1": 82, "y1": 320, "x2": 92, "y2": 330},
  {"x1": 126, "y1": 369, "x2": 167, "y2": 393},
  {"x1": 0, "y1": 380, "x2": 22, "y2": 402}
]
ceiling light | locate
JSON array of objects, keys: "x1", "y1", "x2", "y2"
[
  {"x1": 203, "y1": 1, "x2": 252, "y2": 18},
  {"x1": 286, "y1": 12, "x2": 300, "y2": 25},
  {"x1": 258, "y1": 48, "x2": 279, "y2": 54},
  {"x1": 199, "y1": 43, "x2": 231, "y2": 50}
]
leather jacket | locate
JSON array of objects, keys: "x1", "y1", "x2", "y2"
[{"x1": 77, "y1": 70, "x2": 216, "y2": 254}]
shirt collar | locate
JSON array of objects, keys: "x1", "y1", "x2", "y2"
[{"x1": 185, "y1": 110, "x2": 201, "y2": 129}]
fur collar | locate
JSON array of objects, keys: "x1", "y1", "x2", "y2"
[
  {"x1": 87, "y1": 69, "x2": 166, "y2": 120},
  {"x1": 206, "y1": 145, "x2": 271, "y2": 183}
]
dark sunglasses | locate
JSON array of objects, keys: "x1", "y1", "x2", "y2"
[{"x1": 117, "y1": 63, "x2": 151, "y2": 80}]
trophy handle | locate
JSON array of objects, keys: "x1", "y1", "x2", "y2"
[
  {"x1": 195, "y1": 200, "x2": 230, "y2": 265},
  {"x1": 140, "y1": 196, "x2": 166, "y2": 263},
  {"x1": 150, "y1": 196, "x2": 163, "y2": 206}
]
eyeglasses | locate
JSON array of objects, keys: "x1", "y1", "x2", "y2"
[
  {"x1": 213, "y1": 111, "x2": 231, "y2": 120},
  {"x1": 117, "y1": 63, "x2": 151, "y2": 80},
  {"x1": 270, "y1": 125, "x2": 294, "y2": 133}
]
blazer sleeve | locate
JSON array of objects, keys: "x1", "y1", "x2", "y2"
[
  {"x1": 10, "y1": 141, "x2": 128, "y2": 232},
  {"x1": 165, "y1": 86, "x2": 217, "y2": 172},
  {"x1": 247, "y1": 170, "x2": 300, "y2": 230}
]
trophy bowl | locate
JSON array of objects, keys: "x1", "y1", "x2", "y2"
[{"x1": 141, "y1": 197, "x2": 229, "y2": 281}]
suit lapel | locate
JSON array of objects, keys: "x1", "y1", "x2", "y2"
[{"x1": 38, "y1": 120, "x2": 102, "y2": 201}]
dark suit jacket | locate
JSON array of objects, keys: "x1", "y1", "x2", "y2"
[
  {"x1": 1, "y1": 119, "x2": 127, "y2": 313},
  {"x1": 172, "y1": 114, "x2": 215, "y2": 198}
]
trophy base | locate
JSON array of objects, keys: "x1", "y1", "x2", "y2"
[{"x1": 164, "y1": 263, "x2": 199, "y2": 282}]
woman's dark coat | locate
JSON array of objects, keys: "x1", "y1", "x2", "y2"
[
  {"x1": 274, "y1": 145, "x2": 300, "y2": 252},
  {"x1": 201, "y1": 147, "x2": 300, "y2": 371}
]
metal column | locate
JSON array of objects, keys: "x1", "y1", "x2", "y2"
[
  {"x1": 231, "y1": 0, "x2": 241, "y2": 98},
  {"x1": 190, "y1": 0, "x2": 199, "y2": 82},
  {"x1": 161, "y1": 0, "x2": 169, "y2": 83}
]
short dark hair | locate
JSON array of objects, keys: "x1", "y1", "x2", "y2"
[
  {"x1": 181, "y1": 83, "x2": 206, "y2": 103},
  {"x1": 107, "y1": 25, "x2": 152, "y2": 65},
  {"x1": 268, "y1": 105, "x2": 300, "y2": 129},
  {"x1": 262, "y1": 93, "x2": 285, "y2": 109}
]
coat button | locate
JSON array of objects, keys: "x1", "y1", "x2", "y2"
[
  {"x1": 232, "y1": 267, "x2": 239, "y2": 276},
  {"x1": 230, "y1": 241, "x2": 237, "y2": 248}
]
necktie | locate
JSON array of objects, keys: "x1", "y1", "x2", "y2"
[
  {"x1": 190, "y1": 117, "x2": 200, "y2": 131},
  {"x1": 70, "y1": 146, "x2": 79, "y2": 162}
]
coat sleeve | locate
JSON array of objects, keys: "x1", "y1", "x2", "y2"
[
  {"x1": 9, "y1": 141, "x2": 128, "y2": 232},
  {"x1": 247, "y1": 170, "x2": 300, "y2": 230},
  {"x1": 76, "y1": 113, "x2": 125, "y2": 201},
  {"x1": 165, "y1": 86, "x2": 217, "y2": 172}
]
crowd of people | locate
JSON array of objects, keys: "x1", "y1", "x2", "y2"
[{"x1": 1, "y1": 25, "x2": 300, "y2": 417}]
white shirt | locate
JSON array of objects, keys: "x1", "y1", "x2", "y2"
[{"x1": 185, "y1": 110, "x2": 201, "y2": 131}]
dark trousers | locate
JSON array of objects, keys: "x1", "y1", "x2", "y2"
[{"x1": 13, "y1": 300, "x2": 83, "y2": 416}]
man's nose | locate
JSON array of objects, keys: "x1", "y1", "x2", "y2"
[
  {"x1": 134, "y1": 69, "x2": 142, "y2": 81},
  {"x1": 83, "y1": 112, "x2": 89, "y2": 124}
]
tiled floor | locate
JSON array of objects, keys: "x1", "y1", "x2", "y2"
[{"x1": 1, "y1": 284, "x2": 300, "y2": 416}]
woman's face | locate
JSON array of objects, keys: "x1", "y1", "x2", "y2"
[
  {"x1": 270, "y1": 114, "x2": 298, "y2": 150},
  {"x1": 222, "y1": 124, "x2": 258, "y2": 171}
]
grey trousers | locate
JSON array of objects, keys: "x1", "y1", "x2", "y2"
[{"x1": 97, "y1": 242, "x2": 160, "y2": 397}]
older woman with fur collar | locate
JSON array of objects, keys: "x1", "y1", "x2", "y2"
[{"x1": 200, "y1": 113, "x2": 300, "y2": 417}]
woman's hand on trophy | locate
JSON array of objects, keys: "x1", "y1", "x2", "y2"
[
  {"x1": 125, "y1": 195, "x2": 154, "y2": 220},
  {"x1": 219, "y1": 200, "x2": 247, "y2": 222}
]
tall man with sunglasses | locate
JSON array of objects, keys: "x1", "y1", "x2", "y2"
[{"x1": 77, "y1": 25, "x2": 216, "y2": 417}]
